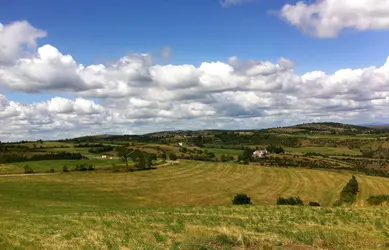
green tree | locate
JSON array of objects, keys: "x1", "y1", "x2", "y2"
[
  {"x1": 117, "y1": 147, "x2": 136, "y2": 170},
  {"x1": 232, "y1": 193, "x2": 252, "y2": 205},
  {"x1": 168, "y1": 152, "x2": 178, "y2": 161}
]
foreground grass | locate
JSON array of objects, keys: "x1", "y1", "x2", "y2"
[
  {"x1": 1, "y1": 161, "x2": 389, "y2": 249},
  {"x1": 0, "y1": 206, "x2": 388, "y2": 249}
]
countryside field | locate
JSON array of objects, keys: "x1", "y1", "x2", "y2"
[
  {"x1": 1, "y1": 161, "x2": 389, "y2": 249},
  {"x1": 0, "y1": 159, "x2": 122, "y2": 174},
  {"x1": 284, "y1": 147, "x2": 362, "y2": 156}
]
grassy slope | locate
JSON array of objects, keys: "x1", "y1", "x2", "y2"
[
  {"x1": 285, "y1": 146, "x2": 362, "y2": 155},
  {"x1": 1, "y1": 161, "x2": 389, "y2": 249},
  {"x1": 203, "y1": 148, "x2": 243, "y2": 156},
  {"x1": 0, "y1": 159, "x2": 123, "y2": 174},
  {"x1": 1, "y1": 161, "x2": 389, "y2": 208}
]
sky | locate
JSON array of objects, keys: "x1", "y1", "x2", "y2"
[{"x1": 1, "y1": 0, "x2": 389, "y2": 141}]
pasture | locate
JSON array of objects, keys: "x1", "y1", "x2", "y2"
[
  {"x1": 203, "y1": 148, "x2": 243, "y2": 156},
  {"x1": 285, "y1": 146, "x2": 362, "y2": 156},
  {"x1": 0, "y1": 161, "x2": 389, "y2": 249},
  {"x1": 0, "y1": 159, "x2": 122, "y2": 174},
  {"x1": 1, "y1": 161, "x2": 389, "y2": 208}
]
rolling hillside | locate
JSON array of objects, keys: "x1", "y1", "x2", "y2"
[{"x1": 0, "y1": 161, "x2": 389, "y2": 249}]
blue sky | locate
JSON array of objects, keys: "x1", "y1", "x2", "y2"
[
  {"x1": 1, "y1": 0, "x2": 389, "y2": 140},
  {"x1": 2, "y1": 0, "x2": 389, "y2": 73}
]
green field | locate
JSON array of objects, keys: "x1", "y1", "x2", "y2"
[
  {"x1": 0, "y1": 161, "x2": 389, "y2": 249},
  {"x1": 203, "y1": 148, "x2": 243, "y2": 156},
  {"x1": 285, "y1": 146, "x2": 362, "y2": 155},
  {"x1": 0, "y1": 159, "x2": 123, "y2": 174}
]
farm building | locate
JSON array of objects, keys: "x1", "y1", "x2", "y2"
[{"x1": 252, "y1": 149, "x2": 268, "y2": 159}]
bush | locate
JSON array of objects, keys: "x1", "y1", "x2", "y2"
[
  {"x1": 308, "y1": 201, "x2": 321, "y2": 207},
  {"x1": 73, "y1": 164, "x2": 95, "y2": 172},
  {"x1": 168, "y1": 152, "x2": 178, "y2": 161},
  {"x1": 367, "y1": 195, "x2": 389, "y2": 205},
  {"x1": 24, "y1": 165, "x2": 34, "y2": 174},
  {"x1": 333, "y1": 175, "x2": 359, "y2": 206},
  {"x1": 63, "y1": 165, "x2": 69, "y2": 172},
  {"x1": 232, "y1": 193, "x2": 252, "y2": 205},
  {"x1": 276, "y1": 196, "x2": 304, "y2": 206}
]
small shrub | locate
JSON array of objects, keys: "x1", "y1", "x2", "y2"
[
  {"x1": 308, "y1": 201, "x2": 321, "y2": 207},
  {"x1": 50, "y1": 168, "x2": 55, "y2": 173},
  {"x1": 63, "y1": 165, "x2": 69, "y2": 172},
  {"x1": 232, "y1": 193, "x2": 252, "y2": 205},
  {"x1": 276, "y1": 196, "x2": 304, "y2": 206},
  {"x1": 24, "y1": 165, "x2": 34, "y2": 174},
  {"x1": 367, "y1": 195, "x2": 389, "y2": 205}
]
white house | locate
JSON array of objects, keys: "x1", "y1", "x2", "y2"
[
  {"x1": 252, "y1": 149, "x2": 268, "y2": 159},
  {"x1": 178, "y1": 142, "x2": 183, "y2": 146},
  {"x1": 101, "y1": 155, "x2": 107, "y2": 159}
]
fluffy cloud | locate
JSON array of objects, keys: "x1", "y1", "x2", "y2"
[
  {"x1": 280, "y1": 0, "x2": 389, "y2": 37},
  {"x1": 1, "y1": 20, "x2": 389, "y2": 140},
  {"x1": 0, "y1": 21, "x2": 46, "y2": 65}
]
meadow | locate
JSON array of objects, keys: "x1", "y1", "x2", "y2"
[
  {"x1": 0, "y1": 159, "x2": 122, "y2": 174},
  {"x1": 203, "y1": 148, "x2": 243, "y2": 156},
  {"x1": 284, "y1": 146, "x2": 362, "y2": 156},
  {"x1": 0, "y1": 161, "x2": 389, "y2": 249}
]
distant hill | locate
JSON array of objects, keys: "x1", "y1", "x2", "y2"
[
  {"x1": 60, "y1": 122, "x2": 386, "y2": 143},
  {"x1": 265, "y1": 122, "x2": 381, "y2": 135}
]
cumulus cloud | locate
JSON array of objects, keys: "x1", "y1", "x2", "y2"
[
  {"x1": 0, "y1": 20, "x2": 46, "y2": 65},
  {"x1": 280, "y1": 0, "x2": 389, "y2": 37},
  {"x1": 1, "y1": 20, "x2": 389, "y2": 140}
]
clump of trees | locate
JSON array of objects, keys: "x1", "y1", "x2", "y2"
[
  {"x1": 0, "y1": 152, "x2": 83, "y2": 164},
  {"x1": 276, "y1": 196, "x2": 304, "y2": 206},
  {"x1": 266, "y1": 145, "x2": 285, "y2": 154},
  {"x1": 232, "y1": 193, "x2": 252, "y2": 205},
  {"x1": 117, "y1": 148, "x2": 155, "y2": 171},
  {"x1": 89, "y1": 145, "x2": 114, "y2": 154},
  {"x1": 73, "y1": 164, "x2": 95, "y2": 171},
  {"x1": 168, "y1": 152, "x2": 178, "y2": 161},
  {"x1": 334, "y1": 175, "x2": 359, "y2": 206}
]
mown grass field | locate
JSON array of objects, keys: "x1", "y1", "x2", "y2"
[
  {"x1": 0, "y1": 161, "x2": 389, "y2": 249},
  {"x1": 285, "y1": 146, "x2": 362, "y2": 156},
  {"x1": 0, "y1": 159, "x2": 122, "y2": 174}
]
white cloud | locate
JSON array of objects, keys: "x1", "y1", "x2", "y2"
[
  {"x1": 1, "y1": 20, "x2": 389, "y2": 140},
  {"x1": 0, "y1": 21, "x2": 46, "y2": 65},
  {"x1": 280, "y1": 0, "x2": 389, "y2": 37}
]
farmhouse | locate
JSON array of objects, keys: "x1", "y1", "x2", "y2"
[
  {"x1": 101, "y1": 155, "x2": 107, "y2": 159},
  {"x1": 252, "y1": 149, "x2": 268, "y2": 159}
]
